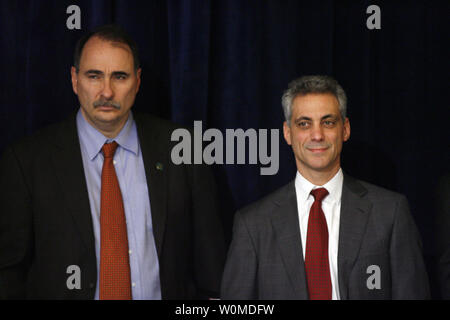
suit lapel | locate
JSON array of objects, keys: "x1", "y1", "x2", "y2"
[
  {"x1": 270, "y1": 181, "x2": 309, "y2": 299},
  {"x1": 337, "y1": 174, "x2": 372, "y2": 299},
  {"x1": 51, "y1": 112, "x2": 96, "y2": 253},
  {"x1": 134, "y1": 113, "x2": 168, "y2": 258}
]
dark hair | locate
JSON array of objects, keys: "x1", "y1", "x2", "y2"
[{"x1": 73, "y1": 24, "x2": 140, "y2": 72}]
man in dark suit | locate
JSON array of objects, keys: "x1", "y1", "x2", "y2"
[
  {"x1": 221, "y1": 75, "x2": 430, "y2": 299},
  {"x1": 0, "y1": 25, "x2": 225, "y2": 299}
]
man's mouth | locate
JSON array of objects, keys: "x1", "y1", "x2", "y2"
[
  {"x1": 306, "y1": 146, "x2": 329, "y2": 153},
  {"x1": 96, "y1": 105, "x2": 116, "y2": 110}
]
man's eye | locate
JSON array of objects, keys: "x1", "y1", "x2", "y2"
[
  {"x1": 297, "y1": 121, "x2": 310, "y2": 128},
  {"x1": 115, "y1": 75, "x2": 127, "y2": 80},
  {"x1": 88, "y1": 75, "x2": 99, "y2": 79},
  {"x1": 323, "y1": 120, "x2": 336, "y2": 127}
]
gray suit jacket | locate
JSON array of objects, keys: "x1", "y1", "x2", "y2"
[{"x1": 221, "y1": 174, "x2": 430, "y2": 299}]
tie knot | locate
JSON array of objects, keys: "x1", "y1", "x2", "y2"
[
  {"x1": 311, "y1": 188, "x2": 329, "y2": 203},
  {"x1": 102, "y1": 141, "x2": 119, "y2": 158}
]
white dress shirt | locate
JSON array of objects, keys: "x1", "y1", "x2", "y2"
[{"x1": 294, "y1": 168, "x2": 343, "y2": 300}]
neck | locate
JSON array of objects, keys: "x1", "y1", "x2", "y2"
[
  {"x1": 97, "y1": 122, "x2": 126, "y2": 139},
  {"x1": 297, "y1": 164, "x2": 340, "y2": 186}
]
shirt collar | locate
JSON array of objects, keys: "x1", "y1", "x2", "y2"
[
  {"x1": 76, "y1": 108, "x2": 139, "y2": 160},
  {"x1": 295, "y1": 168, "x2": 344, "y2": 204}
]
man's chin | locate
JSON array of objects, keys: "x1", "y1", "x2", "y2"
[
  {"x1": 300, "y1": 158, "x2": 336, "y2": 172},
  {"x1": 93, "y1": 113, "x2": 121, "y2": 124}
]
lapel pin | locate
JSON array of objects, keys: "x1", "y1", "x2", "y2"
[{"x1": 156, "y1": 162, "x2": 163, "y2": 171}]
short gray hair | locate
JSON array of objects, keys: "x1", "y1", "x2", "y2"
[{"x1": 281, "y1": 75, "x2": 347, "y2": 125}]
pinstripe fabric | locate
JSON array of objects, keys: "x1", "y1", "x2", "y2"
[
  {"x1": 305, "y1": 188, "x2": 331, "y2": 300},
  {"x1": 99, "y1": 141, "x2": 132, "y2": 300}
]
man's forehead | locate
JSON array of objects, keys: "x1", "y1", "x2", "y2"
[
  {"x1": 79, "y1": 37, "x2": 134, "y2": 70},
  {"x1": 292, "y1": 93, "x2": 340, "y2": 116}
]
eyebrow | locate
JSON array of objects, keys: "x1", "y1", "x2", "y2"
[
  {"x1": 84, "y1": 69, "x2": 103, "y2": 75},
  {"x1": 295, "y1": 114, "x2": 339, "y2": 122},
  {"x1": 112, "y1": 71, "x2": 130, "y2": 77},
  {"x1": 84, "y1": 70, "x2": 130, "y2": 77}
]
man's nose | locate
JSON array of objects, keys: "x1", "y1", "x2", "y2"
[
  {"x1": 100, "y1": 79, "x2": 114, "y2": 99},
  {"x1": 310, "y1": 123, "x2": 325, "y2": 141}
]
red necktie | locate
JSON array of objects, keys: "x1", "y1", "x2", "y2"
[
  {"x1": 99, "y1": 141, "x2": 132, "y2": 300},
  {"x1": 305, "y1": 188, "x2": 332, "y2": 300}
]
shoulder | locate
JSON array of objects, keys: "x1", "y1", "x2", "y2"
[
  {"x1": 342, "y1": 175, "x2": 419, "y2": 240},
  {"x1": 133, "y1": 112, "x2": 195, "y2": 151},
  {"x1": 343, "y1": 175, "x2": 412, "y2": 227},
  {"x1": 134, "y1": 112, "x2": 188, "y2": 136},
  {"x1": 2, "y1": 117, "x2": 73, "y2": 160},
  {"x1": 344, "y1": 174, "x2": 407, "y2": 203},
  {"x1": 236, "y1": 181, "x2": 295, "y2": 222}
]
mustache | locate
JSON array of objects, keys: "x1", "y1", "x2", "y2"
[{"x1": 93, "y1": 100, "x2": 121, "y2": 109}]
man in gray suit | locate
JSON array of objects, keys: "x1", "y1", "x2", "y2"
[{"x1": 221, "y1": 75, "x2": 430, "y2": 299}]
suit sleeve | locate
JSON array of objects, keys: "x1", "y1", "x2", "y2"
[
  {"x1": 0, "y1": 146, "x2": 33, "y2": 299},
  {"x1": 190, "y1": 163, "x2": 226, "y2": 299},
  {"x1": 220, "y1": 210, "x2": 258, "y2": 300},
  {"x1": 389, "y1": 195, "x2": 430, "y2": 299}
]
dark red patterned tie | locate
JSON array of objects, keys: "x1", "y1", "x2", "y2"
[
  {"x1": 99, "y1": 141, "x2": 132, "y2": 300},
  {"x1": 305, "y1": 188, "x2": 332, "y2": 300}
]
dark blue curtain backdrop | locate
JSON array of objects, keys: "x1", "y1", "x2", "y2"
[{"x1": 0, "y1": 0, "x2": 448, "y2": 298}]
